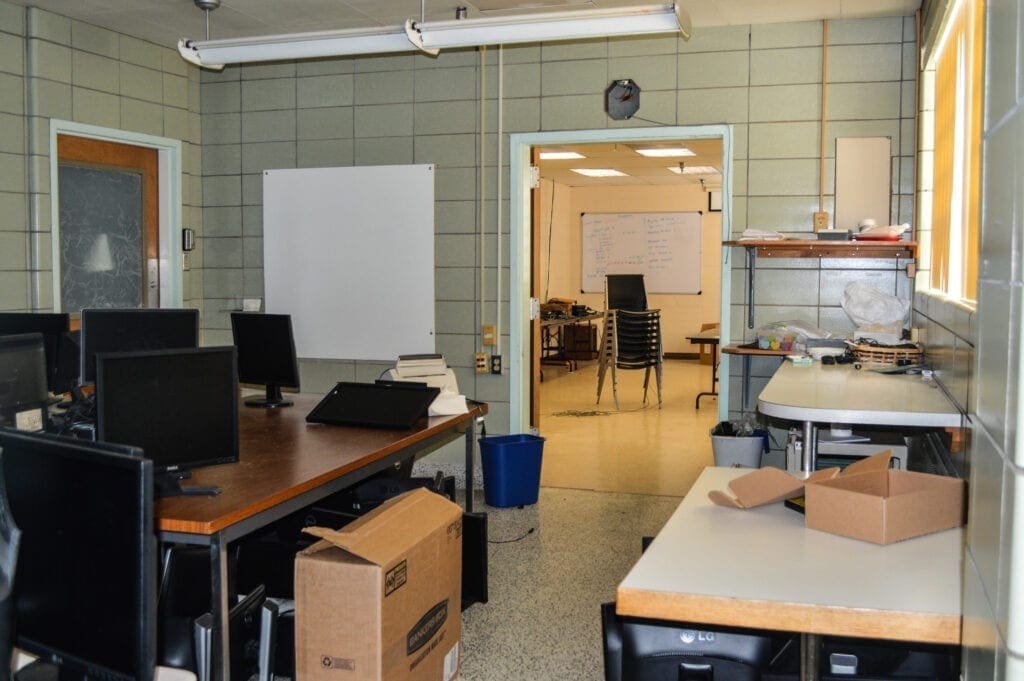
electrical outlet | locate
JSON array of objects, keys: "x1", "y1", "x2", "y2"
[
  {"x1": 813, "y1": 211, "x2": 830, "y2": 231},
  {"x1": 482, "y1": 324, "x2": 496, "y2": 346},
  {"x1": 182, "y1": 252, "x2": 191, "y2": 271},
  {"x1": 474, "y1": 352, "x2": 488, "y2": 374},
  {"x1": 489, "y1": 355, "x2": 502, "y2": 375}
]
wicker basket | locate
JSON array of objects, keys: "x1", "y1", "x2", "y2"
[{"x1": 850, "y1": 342, "x2": 924, "y2": 365}]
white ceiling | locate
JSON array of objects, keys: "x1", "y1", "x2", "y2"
[
  {"x1": 5, "y1": 0, "x2": 920, "y2": 51},
  {"x1": 537, "y1": 139, "x2": 724, "y2": 187}
]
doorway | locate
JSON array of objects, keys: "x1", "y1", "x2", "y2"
[
  {"x1": 47, "y1": 121, "x2": 184, "y2": 313},
  {"x1": 509, "y1": 125, "x2": 735, "y2": 437}
]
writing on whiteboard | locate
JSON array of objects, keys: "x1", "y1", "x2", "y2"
[{"x1": 581, "y1": 212, "x2": 702, "y2": 294}]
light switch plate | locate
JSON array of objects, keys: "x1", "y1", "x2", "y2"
[{"x1": 813, "y1": 211, "x2": 830, "y2": 231}]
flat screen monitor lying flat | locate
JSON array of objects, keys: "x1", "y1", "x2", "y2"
[
  {"x1": 306, "y1": 381, "x2": 440, "y2": 430},
  {"x1": 96, "y1": 346, "x2": 238, "y2": 498},
  {"x1": 0, "y1": 428, "x2": 156, "y2": 681},
  {"x1": 230, "y1": 312, "x2": 300, "y2": 408},
  {"x1": 79, "y1": 308, "x2": 200, "y2": 384},
  {"x1": 0, "y1": 334, "x2": 47, "y2": 429},
  {"x1": 0, "y1": 313, "x2": 69, "y2": 394}
]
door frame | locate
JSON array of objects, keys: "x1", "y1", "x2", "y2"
[
  {"x1": 509, "y1": 124, "x2": 734, "y2": 433},
  {"x1": 48, "y1": 120, "x2": 184, "y2": 311}
]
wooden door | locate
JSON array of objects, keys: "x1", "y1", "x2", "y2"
[{"x1": 56, "y1": 134, "x2": 159, "y2": 312}]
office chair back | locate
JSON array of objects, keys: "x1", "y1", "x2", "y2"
[
  {"x1": 603, "y1": 602, "x2": 772, "y2": 681},
  {"x1": 606, "y1": 274, "x2": 648, "y2": 312}
]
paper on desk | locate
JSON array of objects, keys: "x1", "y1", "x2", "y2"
[
  {"x1": 429, "y1": 391, "x2": 468, "y2": 416},
  {"x1": 738, "y1": 228, "x2": 785, "y2": 241}
]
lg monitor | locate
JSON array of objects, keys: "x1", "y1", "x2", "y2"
[
  {"x1": 79, "y1": 308, "x2": 199, "y2": 384},
  {"x1": 0, "y1": 313, "x2": 69, "y2": 394},
  {"x1": 0, "y1": 334, "x2": 48, "y2": 429},
  {"x1": 95, "y1": 346, "x2": 238, "y2": 497},
  {"x1": 230, "y1": 312, "x2": 300, "y2": 409},
  {"x1": 0, "y1": 428, "x2": 156, "y2": 681}
]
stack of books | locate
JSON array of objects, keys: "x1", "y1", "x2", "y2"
[{"x1": 394, "y1": 354, "x2": 448, "y2": 380}]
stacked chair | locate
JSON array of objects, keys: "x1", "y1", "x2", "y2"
[{"x1": 596, "y1": 275, "x2": 663, "y2": 409}]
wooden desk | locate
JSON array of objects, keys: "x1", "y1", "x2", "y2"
[
  {"x1": 685, "y1": 329, "x2": 720, "y2": 409},
  {"x1": 617, "y1": 467, "x2": 962, "y2": 680},
  {"x1": 758, "y1": 361, "x2": 960, "y2": 473},
  {"x1": 157, "y1": 394, "x2": 487, "y2": 680},
  {"x1": 721, "y1": 343, "x2": 791, "y2": 410}
]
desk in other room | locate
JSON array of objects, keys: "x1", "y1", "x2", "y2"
[
  {"x1": 617, "y1": 466, "x2": 962, "y2": 681},
  {"x1": 156, "y1": 394, "x2": 488, "y2": 681},
  {"x1": 685, "y1": 328, "x2": 720, "y2": 409}
]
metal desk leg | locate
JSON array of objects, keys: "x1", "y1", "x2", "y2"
[
  {"x1": 800, "y1": 632, "x2": 820, "y2": 681},
  {"x1": 802, "y1": 421, "x2": 818, "y2": 475},
  {"x1": 694, "y1": 344, "x2": 719, "y2": 409},
  {"x1": 210, "y1": 531, "x2": 231, "y2": 681},
  {"x1": 741, "y1": 354, "x2": 751, "y2": 411}
]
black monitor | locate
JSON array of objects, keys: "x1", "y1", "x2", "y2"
[
  {"x1": 606, "y1": 274, "x2": 648, "y2": 312},
  {"x1": 53, "y1": 330, "x2": 81, "y2": 396},
  {"x1": 230, "y1": 312, "x2": 300, "y2": 409},
  {"x1": 0, "y1": 313, "x2": 69, "y2": 394},
  {"x1": 95, "y1": 346, "x2": 238, "y2": 498},
  {"x1": 79, "y1": 308, "x2": 200, "y2": 384},
  {"x1": 0, "y1": 334, "x2": 48, "y2": 429},
  {"x1": 0, "y1": 428, "x2": 156, "y2": 681}
]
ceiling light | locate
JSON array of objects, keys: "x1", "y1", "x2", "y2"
[
  {"x1": 667, "y1": 165, "x2": 718, "y2": 175},
  {"x1": 179, "y1": 3, "x2": 690, "y2": 69},
  {"x1": 634, "y1": 147, "x2": 695, "y2": 157},
  {"x1": 571, "y1": 168, "x2": 627, "y2": 178},
  {"x1": 539, "y1": 151, "x2": 585, "y2": 160}
]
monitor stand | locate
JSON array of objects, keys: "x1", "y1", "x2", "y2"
[
  {"x1": 155, "y1": 470, "x2": 220, "y2": 498},
  {"x1": 244, "y1": 384, "x2": 293, "y2": 409}
]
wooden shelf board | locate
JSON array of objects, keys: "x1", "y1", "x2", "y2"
[{"x1": 723, "y1": 239, "x2": 916, "y2": 259}]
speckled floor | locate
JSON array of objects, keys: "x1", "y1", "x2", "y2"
[
  {"x1": 457, "y1": 488, "x2": 681, "y2": 681},
  {"x1": 455, "y1": 358, "x2": 715, "y2": 680}
]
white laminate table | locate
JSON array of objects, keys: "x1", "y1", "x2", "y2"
[
  {"x1": 758, "y1": 361, "x2": 962, "y2": 473},
  {"x1": 617, "y1": 467, "x2": 963, "y2": 680}
]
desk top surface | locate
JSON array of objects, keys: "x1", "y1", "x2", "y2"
[
  {"x1": 155, "y1": 393, "x2": 485, "y2": 536},
  {"x1": 758, "y1": 361, "x2": 961, "y2": 427},
  {"x1": 540, "y1": 311, "x2": 603, "y2": 327},
  {"x1": 686, "y1": 329, "x2": 720, "y2": 343},
  {"x1": 616, "y1": 467, "x2": 963, "y2": 643}
]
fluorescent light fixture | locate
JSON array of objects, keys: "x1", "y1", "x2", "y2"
[
  {"x1": 571, "y1": 168, "x2": 627, "y2": 177},
  {"x1": 667, "y1": 165, "x2": 718, "y2": 175},
  {"x1": 180, "y1": 3, "x2": 689, "y2": 69},
  {"x1": 539, "y1": 151, "x2": 585, "y2": 160},
  {"x1": 634, "y1": 147, "x2": 695, "y2": 157}
]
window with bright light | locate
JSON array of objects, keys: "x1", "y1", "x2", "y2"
[{"x1": 926, "y1": 0, "x2": 983, "y2": 302}]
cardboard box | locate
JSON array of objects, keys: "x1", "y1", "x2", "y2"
[
  {"x1": 804, "y1": 464, "x2": 965, "y2": 544},
  {"x1": 295, "y1": 488, "x2": 463, "y2": 681},
  {"x1": 708, "y1": 452, "x2": 966, "y2": 544}
]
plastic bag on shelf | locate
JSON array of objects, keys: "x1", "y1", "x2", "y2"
[
  {"x1": 841, "y1": 281, "x2": 909, "y2": 327},
  {"x1": 755, "y1": 319, "x2": 832, "y2": 352}
]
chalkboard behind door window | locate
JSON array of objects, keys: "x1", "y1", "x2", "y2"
[{"x1": 581, "y1": 212, "x2": 702, "y2": 294}]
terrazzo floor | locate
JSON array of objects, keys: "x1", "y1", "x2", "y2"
[
  {"x1": 458, "y1": 488, "x2": 680, "y2": 681},
  {"x1": 457, "y1": 359, "x2": 718, "y2": 680}
]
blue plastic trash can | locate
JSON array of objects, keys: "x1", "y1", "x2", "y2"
[{"x1": 479, "y1": 434, "x2": 545, "y2": 507}]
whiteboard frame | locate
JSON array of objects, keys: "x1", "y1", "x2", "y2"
[
  {"x1": 263, "y1": 164, "x2": 435, "y2": 362},
  {"x1": 580, "y1": 211, "x2": 703, "y2": 294}
]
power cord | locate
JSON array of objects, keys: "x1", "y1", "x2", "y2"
[{"x1": 488, "y1": 527, "x2": 535, "y2": 544}]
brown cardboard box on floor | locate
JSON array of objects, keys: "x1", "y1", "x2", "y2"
[{"x1": 295, "y1": 488, "x2": 463, "y2": 681}]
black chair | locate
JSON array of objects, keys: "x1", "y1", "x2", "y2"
[
  {"x1": 602, "y1": 602, "x2": 773, "y2": 681},
  {"x1": 606, "y1": 274, "x2": 648, "y2": 312},
  {"x1": 0, "y1": 456, "x2": 19, "y2": 675},
  {"x1": 596, "y1": 309, "x2": 664, "y2": 409}
]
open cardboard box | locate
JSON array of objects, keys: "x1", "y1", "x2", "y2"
[
  {"x1": 295, "y1": 488, "x2": 463, "y2": 681},
  {"x1": 709, "y1": 451, "x2": 966, "y2": 544}
]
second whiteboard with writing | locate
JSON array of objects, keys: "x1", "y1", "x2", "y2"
[{"x1": 581, "y1": 212, "x2": 702, "y2": 294}]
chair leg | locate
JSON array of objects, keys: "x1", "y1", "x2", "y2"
[
  {"x1": 641, "y1": 366, "x2": 651, "y2": 404},
  {"x1": 655, "y1": 359, "x2": 663, "y2": 408}
]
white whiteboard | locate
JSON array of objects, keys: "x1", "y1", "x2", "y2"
[
  {"x1": 263, "y1": 165, "x2": 435, "y2": 361},
  {"x1": 581, "y1": 212, "x2": 702, "y2": 294}
]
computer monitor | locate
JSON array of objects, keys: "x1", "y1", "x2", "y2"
[
  {"x1": 95, "y1": 346, "x2": 238, "y2": 497},
  {"x1": 0, "y1": 313, "x2": 69, "y2": 394},
  {"x1": 0, "y1": 428, "x2": 156, "y2": 681},
  {"x1": 0, "y1": 333, "x2": 48, "y2": 429},
  {"x1": 606, "y1": 274, "x2": 648, "y2": 312},
  {"x1": 230, "y1": 312, "x2": 300, "y2": 409},
  {"x1": 79, "y1": 308, "x2": 200, "y2": 384},
  {"x1": 53, "y1": 330, "x2": 81, "y2": 396}
]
